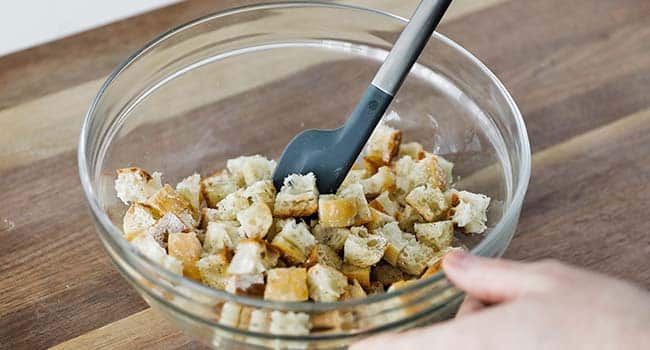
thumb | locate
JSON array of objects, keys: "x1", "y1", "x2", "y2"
[{"x1": 443, "y1": 251, "x2": 551, "y2": 304}]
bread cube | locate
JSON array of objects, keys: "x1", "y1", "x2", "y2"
[
  {"x1": 435, "y1": 155, "x2": 454, "y2": 187},
  {"x1": 168, "y1": 231, "x2": 203, "y2": 280},
  {"x1": 411, "y1": 154, "x2": 447, "y2": 191},
  {"x1": 123, "y1": 203, "x2": 159, "y2": 238},
  {"x1": 399, "y1": 142, "x2": 426, "y2": 160},
  {"x1": 339, "y1": 184, "x2": 372, "y2": 225},
  {"x1": 236, "y1": 202, "x2": 273, "y2": 239},
  {"x1": 220, "y1": 302, "x2": 242, "y2": 327},
  {"x1": 343, "y1": 234, "x2": 387, "y2": 268},
  {"x1": 248, "y1": 309, "x2": 270, "y2": 333},
  {"x1": 204, "y1": 221, "x2": 242, "y2": 254},
  {"x1": 307, "y1": 264, "x2": 348, "y2": 302},
  {"x1": 201, "y1": 171, "x2": 240, "y2": 208},
  {"x1": 131, "y1": 233, "x2": 183, "y2": 275},
  {"x1": 373, "y1": 262, "x2": 407, "y2": 287},
  {"x1": 140, "y1": 212, "x2": 187, "y2": 248},
  {"x1": 364, "y1": 124, "x2": 402, "y2": 166},
  {"x1": 448, "y1": 190, "x2": 491, "y2": 234},
  {"x1": 341, "y1": 263, "x2": 371, "y2": 289},
  {"x1": 225, "y1": 273, "x2": 266, "y2": 297},
  {"x1": 318, "y1": 195, "x2": 358, "y2": 228},
  {"x1": 147, "y1": 184, "x2": 198, "y2": 228},
  {"x1": 374, "y1": 222, "x2": 413, "y2": 266},
  {"x1": 227, "y1": 155, "x2": 276, "y2": 187},
  {"x1": 197, "y1": 252, "x2": 230, "y2": 290},
  {"x1": 339, "y1": 169, "x2": 367, "y2": 190},
  {"x1": 311, "y1": 224, "x2": 350, "y2": 252},
  {"x1": 273, "y1": 173, "x2": 319, "y2": 217},
  {"x1": 176, "y1": 173, "x2": 202, "y2": 212},
  {"x1": 270, "y1": 311, "x2": 311, "y2": 335},
  {"x1": 396, "y1": 240, "x2": 435, "y2": 275},
  {"x1": 397, "y1": 204, "x2": 424, "y2": 232},
  {"x1": 369, "y1": 191, "x2": 400, "y2": 218},
  {"x1": 305, "y1": 244, "x2": 343, "y2": 270},
  {"x1": 405, "y1": 185, "x2": 449, "y2": 221},
  {"x1": 115, "y1": 167, "x2": 162, "y2": 204},
  {"x1": 199, "y1": 207, "x2": 219, "y2": 229},
  {"x1": 271, "y1": 219, "x2": 316, "y2": 264},
  {"x1": 365, "y1": 281, "x2": 385, "y2": 295},
  {"x1": 242, "y1": 180, "x2": 276, "y2": 209},
  {"x1": 215, "y1": 189, "x2": 250, "y2": 221},
  {"x1": 361, "y1": 156, "x2": 380, "y2": 175},
  {"x1": 264, "y1": 267, "x2": 309, "y2": 302},
  {"x1": 360, "y1": 166, "x2": 396, "y2": 197},
  {"x1": 228, "y1": 238, "x2": 279, "y2": 275},
  {"x1": 367, "y1": 207, "x2": 396, "y2": 231},
  {"x1": 414, "y1": 220, "x2": 454, "y2": 250},
  {"x1": 339, "y1": 279, "x2": 367, "y2": 301}
]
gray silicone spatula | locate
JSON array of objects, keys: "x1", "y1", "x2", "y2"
[{"x1": 273, "y1": 0, "x2": 453, "y2": 193}]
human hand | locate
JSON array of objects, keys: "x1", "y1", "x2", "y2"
[{"x1": 351, "y1": 251, "x2": 650, "y2": 350}]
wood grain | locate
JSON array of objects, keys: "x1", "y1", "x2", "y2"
[{"x1": 1, "y1": 0, "x2": 649, "y2": 349}]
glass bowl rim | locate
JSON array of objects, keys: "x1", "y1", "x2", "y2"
[{"x1": 78, "y1": 1, "x2": 531, "y2": 315}]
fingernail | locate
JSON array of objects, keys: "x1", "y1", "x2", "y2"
[{"x1": 443, "y1": 250, "x2": 470, "y2": 270}]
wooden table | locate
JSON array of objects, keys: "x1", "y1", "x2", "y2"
[{"x1": 1, "y1": 1, "x2": 649, "y2": 349}]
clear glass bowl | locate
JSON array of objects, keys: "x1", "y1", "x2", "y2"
[{"x1": 78, "y1": 2, "x2": 530, "y2": 349}]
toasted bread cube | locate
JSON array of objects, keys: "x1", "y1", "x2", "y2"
[
  {"x1": 236, "y1": 202, "x2": 273, "y2": 239},
  {"x1": 393, "y1": 155, "x2": 416, "y2": 199},
  {"x1": 197, "y1": 252, "x2": 230, "y2": 290},
  {"x1": 199, "y1": 207, "x2": 219, "y2": 229},
  {"x1": 312, "y1": 224, "x2": 350, "y2": 252},
  {"x1": 201, "y1": 171, "x2": 240, "y2": 208},
  {"x1": 248, "y1": 309, "x2": 270, "y2": 333},
  {"x1": 435, "y1": 155, "x2": 454, "y2": 186},
  {"x1": 396, "y1": 240, "x2": 435, "y2": 275},
  {"x1": 176, "y1": 173, "x2": 202, "y2": 212},
  {"x1": 399, "y1": 142, "x2": 426, "y2": 160},
  {"x1": 449, "y1": 190, "x2": 491, "y2": 234},
  {"x1": 373, "y1": 262, "x2": 407, "y2": 287},
  {"x1": 131, "y1": 233, "x2": 183, "y2": 275},
  {"x1": 318, "y1": 195, "x2": 358, "y2": 228},
  {"x1": 369, "y1": 191, "x2": 400, "y2": 218},
  {"x1": 147, "y1": 184, "x2": 198, "y2": 228},
  {"x1": 341, "y1": 263, "x2": 371, "y2": 289},
  {"x1": 215, "y1": 189, "x2": 250, "y2": 221},
  {"x1": 411, "y1": 154, "x2": 447, "y2": 191},
  {"x1": 115, "y1": 167, "x2": 163, "y2": 204},
  {"x1": 339, "y1": 184, "x2": 372, "y2": 225},
  {"x1": 339, "y1": 279, "x2": 367, "y2": 301},
  {"x1": 168, "y1": 231, "x2": 203, "y2": 280},
  {"x1": 374, "y1": 222, "x2": 413, "y2": 266},
  {"x1": 123, "y1": 203, "x2": 159, "y2": 237},
  {"x1": 305, "y1": 244, "x2": 343, "y2": 270},
  {"x1": 366, "y1": 281, "x2": 385, "y2": 295},
  {"x1": 397, "y1": 204, "x2": 424, "y2": 232},
  {"x1": 420, "y1": 247, "x2": 464, "y2": 279},
  {"x1": 350, "y1": 225, "x2": 370, "y2": 237},
  {"x1": 270, "y1": 311, "x2": 311, "y2": 336},
  {"x1": 307, "y1": 264, "x2": 348, "y2": 302},
  {"x1": 340, "y1": 169, "x2": 367, "y2": 190},
  {"x1": 414, "y1": 221, "x2": 454, "y2": 250},
  {"x1": 271, "y1": 219, "x2": 316, "y2": 264},
  {"x1": 228, "y1": 239, "x2": 279, "y2": 275},
  {"x1": 225, "y1": 273, "x2": 266, "y2": 297},
  {"x1": 343, "y1": 234, "x2": 387, "y2": 268},
  {"x1": 365, "y1": 124, "x2": 402, "y2": 166},
  {"x1": 204, "y1": 221, "x2": 241, "y2": 253},
  {"x1": 220, "y1": 302, "x2": 242, "y2": 327},
  {"x1": 139, "y1": 212, "x2": 187, "y2": 248},
  {"x1": 405, "y1": 185, "x2": 449, "y2": 221},
  {"x1": 273, "y1": 173, "x2": 319, "y2": 217},
  {"x1": 264, "y1": 267, "x2": 309, "y2": 302},
  {"x1": 227, "y1": 155, "x2": 276, "y2": 187},
  {"x1": 242, "y1": 180, "x2": 276, "y2": 209},
  {"x1": 361, "y1": 156, "x2": 380, "y2": 175},
  {"x1": 360, "y1": 166, "x2": 396, "y2": 197},
  {"x1": 367, "y1": 207, "x2": 396, "y2": 231}
]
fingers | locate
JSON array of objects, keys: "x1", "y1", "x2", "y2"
[
  {"x1": 456, "y1": 295, "x2": 485, "y2": 318},
  {"x1": 443, "y1": 251, "x2": 553, "y2": 303},
  {"x1": 349, "y1": 321, "x2": 460, "y2": 350}
]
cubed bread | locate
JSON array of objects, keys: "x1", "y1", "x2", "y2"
[
  {"x1": 236, "y1": 202, "x2": 273, "y2": 239},
  {"x1": 115, "y1": 167, "x2": 163, "y2": 204},
  {"x1": 242, "y1": 180, "x2": 276, "y2": 209},
  {"x1": 374, "y1": 222, "x2": 413, "y2": 266},
  {"x1": 360, "y1": 166, "x2": 396, "y2": 197},
  {"x1": 248, "y1": 309, "x2": 270, "y2": 333},
  {"x1": 339, "y1": 184, "x2": 372, "y2": 225},
  {"x1": 204, "y1": 221, "x2": 242, "y2": 253},
  {"x1": 225, "y1": 273, "x2": 266, "y2": 297},
  {"x1": 393, "y1": 155, "x2": 416, "y2": 199},
  {"x1": 373, "y1": 262, "x2": 407, "y2": 287},
  {"x1": 405, "y1": 185, "x2": 449, "y2": 221},
  {"x1": 414, "y1": 220, "x2": 454, "y2": 250},
  {"x1": 397, "y1": 204, "x2": 424, "y2": 233},
  {"x1": 343, "y1": 234, "x2": 387, "y2": 268},
  {"x1": 228, "y1": 238, "x2": 279, "y2": 275},
  {"x1": 305, "y1": 244, "x2": 343, "y2": 270},
  {"x1": 311, "y1": 224, "x2": 350, "y2": 252},
  {"x1": 199, "y1": 207, "x2": 219, "y2": 229},
  {"x1": 147, "y1": 184, "x2": 198, "y2": 228},
  {"x1": 349, "y1": 225, "x2": 370, "y2": 237},
  {"x1": 271, "y1": 219, "x2": 316, "y2": 264},
  {"x1": 364, "y1": 124, "x2": 402, "y2": 166},
  {"x1": 200, "y1": 171, "x2": 240, "y2": 208},
  {"x1": 131, "y1": 233, "x2": 183, "y2": 275},
  {"x1": 168, "y1": 231, "x2": 203, "y2": 280},
  {"x1": 227, "y1": 155, "x2": 276, "y2": 187},
  {"x1": 318, "y1": 195, "x2": 358, "y2": 228},
  {"x1": 435, "y1": 154, "x2": 454, "y2": 187},
  {"x1": 339, "y1": 279, "x2": 367, "y2": 301},
  {"x1": 273, "y1": 173, "x2": 319, "y2": 217},
  {"x1": 220, "y1": 302, "x2": 243, "y2": 327},
  {"x1": 307, "y1": 263, "x2": 348, "y2": 302},
  {"x1": 270, "y1": 311, "x2": 311, "y2": 335},
  {"x1": 396, "y1": 240, "x2": 435, "y2": 275},
  {"x1": 410, "y1": 154, "x2": 447, "y2": 191},
  {"x1": 365, "y1": 281, "x2": 385, "y2": 295},
  {"x1": 361, "y1": 156, "x2": 380, "y2": 175},
  {"x1": 369, "y1": 191, "x2": 400, "y2": 218},
  {"x1": 399, "y1": 142, "x2": 426, "y2": 160},
  {"x1": 123, "y1": 203, "x2": 159, "y2": 237},
  {"x1": 141, "y1": 212, "x2": 188, "y2": 248},
  {"x1": 339, "y1": 169, "x2": 367, "y2": 190},
  {"x1": 197, "y1": 252, "x2": 230, "y2": 290},
  {"x1": 176, "y1": 173, "x2": 202, "y2": 212},
  {"x1": 366, "y1": 207, "x2": 396, "y2": 231},
  {"x1": 448, "y1": 190, "x2": 491, "y2": 234},
  {"x1": 341, "y1": 263, "x2": 371, "y2": 289},
  {"x1": 264, "y1": 267, "x2": 309, "y2": 302},
  {"x1": 215, "y1": 189, "x2": 250, "y2": 221}
]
